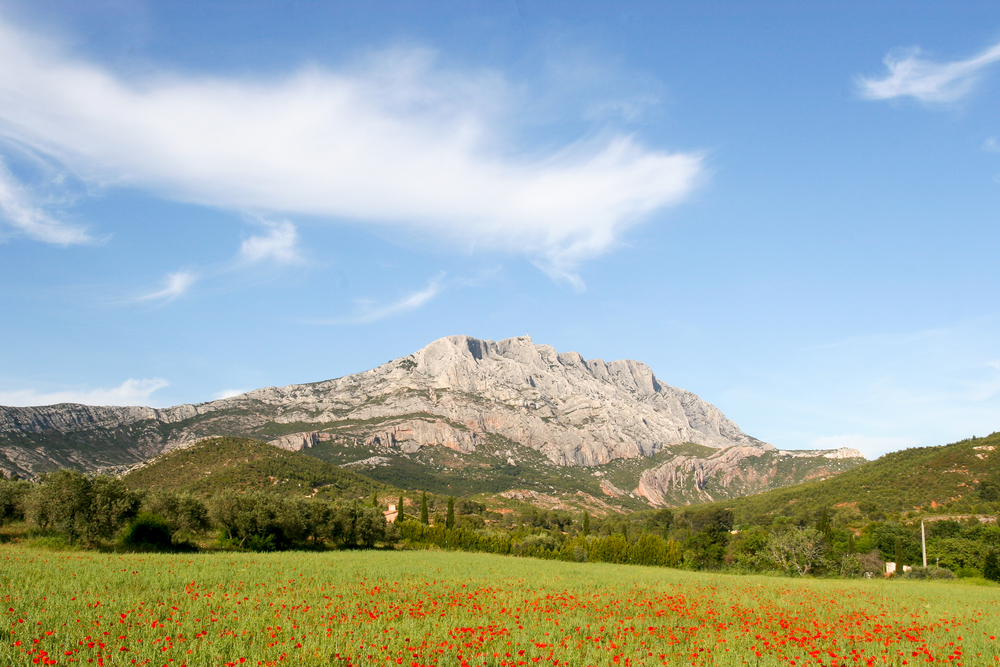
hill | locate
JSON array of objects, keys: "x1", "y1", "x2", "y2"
[
  {"x1": 695, "y1": 431, "x2": 1000, "y2": 524},
  {"x1": 122, "y1": 436, "x2": 390, "y2": 500},
  {"x1": 1, "y1": 335, "x2": 864, "y2": 508}
]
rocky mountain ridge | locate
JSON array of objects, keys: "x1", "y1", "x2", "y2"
[{"x1": 0, "y1": 335, "x2": 864, "y2": 507}]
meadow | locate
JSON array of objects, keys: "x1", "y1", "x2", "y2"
[{"x1": 1, "y1": 547, "x2": 998, "y2": 667}]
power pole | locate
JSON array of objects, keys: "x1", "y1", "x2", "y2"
[{"x1": 921, "y1": 520, "x2": 927, "y2": 568}]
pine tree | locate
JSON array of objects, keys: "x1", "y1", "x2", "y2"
[
  {"x1": 582, "y1": 511, "x2": 590, "y2": 537},
  {"x1": 446, "y1": 497, "x2": 455, "y2": 530},
  {"x1": 396, "y1": 494, "x2": 404, "y2": 524},
  {"x1": 420, "y1": 492, "x2": 429, "y2": 525}
]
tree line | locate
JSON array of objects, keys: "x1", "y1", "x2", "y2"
[{"x1": 1, "y1": 471, "x2": 998, "y2": 582}]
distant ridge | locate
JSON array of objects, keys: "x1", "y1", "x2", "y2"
[{"x1": 695, "y1": 432, "x2": 1000, "y2": 522}]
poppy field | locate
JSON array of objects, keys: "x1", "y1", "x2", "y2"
[{"x1": 1, "y1": 547, "x2": 998, "y2": 667}]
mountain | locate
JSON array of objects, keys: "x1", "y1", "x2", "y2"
[
  {"x1": 693, "y1": 431, "x2": 1000, "y2": 524},
  {"x1": 0, "y1": 335, "x2": 864, "y2": 508}
]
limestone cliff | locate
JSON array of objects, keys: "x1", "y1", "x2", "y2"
[{"x1": 0, "y1": 335, "x2": 865, "y2": 506}]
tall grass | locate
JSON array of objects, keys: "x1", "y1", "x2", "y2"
[{"x1": 1, "y1": 546, "x2": 997, "y2": 666}]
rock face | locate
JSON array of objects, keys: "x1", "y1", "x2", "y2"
[{"x1": 0, "y1": 335, "x2": 865, "y2": 506}]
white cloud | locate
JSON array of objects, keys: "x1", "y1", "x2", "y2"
[
  {"x1": 139, "y1": 271, "x2": 196, "y2": 302},
  {"x1": 0, "y1": 377, "x2": 169, "y2": 407},
  {"x1": 808, "y1": 434, "x2": 918, "y2": 460},
  {"x1": 239, "y1": 220, "x2": 303, "y2": 264},
  {"x1": 0, "y1": 15, "x2": 702, "y2": 277},
  {"x1": 983, "y1": 137, "x2": 1000, "y2": 153},
  {"x1": 0, "y1": 158, "x2": 90, "y2": 244},
  {"x1": 858, "y1": 41, "x2": 1000, "y2": 103},
  {"x1": 322, "y1": 274, "x2": 443, "y2": 324},
  {"x1": 214, "y1": 388, "x2": 248, "y2": 400}
]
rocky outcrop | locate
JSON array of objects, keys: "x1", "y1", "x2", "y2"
[
  {"x1": 0, "y1": 335, "x2": 865, "y2": 505},
  {"x1": 218, "y1": 335, "x2": 768, "y2": 467}
]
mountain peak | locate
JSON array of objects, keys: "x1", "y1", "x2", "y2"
[{"x1": 0, "y1": 335, "x2": 865, "y2": 507}]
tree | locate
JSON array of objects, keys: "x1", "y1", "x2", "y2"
[
  {"x1": 582, "y1": 511, "x2": 590, "y2": 537},
  {"x1": 446, "y1": 497, "x2": 455, "y2": 530},
  {"x1": 142, "y1": 490, "x2": 210, "y2": 541},
  {"x1": 396, "y1": 494, "x2": 404, "y2": 524},
  {"x1": 984, "y1": 550, "x2": 1000, "y2": 582},
  {"x1": 895, "y1": 536, "x2": 904, "y2": 570},
  {"x1": 26, "y1": 469, "x2": 93, "y2": 543},
  {"x1": 26, "y1": 470, "x2": 140, "y2": 545},
  {"x1": 765, "y1": 528, "x2": 827, "y2": 576},
  {"x1": 0, "y1": 478, "x2": 30, "y2": 524},
  {"x1": 87, "y1": 477, "x2": 141, "y2": 543},
  {"x1": 371, "y1": 492, "x2": 379, "y2": 508},
  {"x1": 420, "y1": 492, "x2": 429, "y2": 525},
  {"x1": 816, "y1": 508, "x2": 833, "y2": 543},
  {"x1": 209, "y1": 490, "x2": 306, "y2": 551}
]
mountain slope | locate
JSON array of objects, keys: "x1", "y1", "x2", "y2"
[
  {"x1": 122, "y1": 436, "x2": 389, "y2": 499},
  {"x1": 0, "y1": 335, "x2": 864, "y2": 507},
  {"x1": 696, "y1": 432, "x2": 1000, "y2": 523}
]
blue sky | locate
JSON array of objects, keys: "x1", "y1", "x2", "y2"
[{"x1": 1, "y1": 1, "x2": 1000, "y2": 459}]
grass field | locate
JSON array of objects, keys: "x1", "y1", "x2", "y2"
[{"x1": 1, "y1": 546, "x2": 998, "y2": 667}]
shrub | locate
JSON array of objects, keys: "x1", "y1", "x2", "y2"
[
  {"x1": 514, "y1": 534, "x2": 560, "y2": 558},
  {"x1": 120, "y1": 513, "x2": 173, "y2": 551},
  {"x1": 902, "y1": 566, "x2": 955, "y2": 580}
]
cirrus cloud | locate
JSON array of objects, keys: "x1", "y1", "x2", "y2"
[
  {"x1": 138, "y1": 271, "x2": 197, "y2": 302},
  {"x1": 858, "y1": 41, "x2": 1000, "y2": 103},
  {"x1": 0, "y1": 14, "x2": 702, "y2": 277},
  {"x1": 0, "y1": 158, "x2": 90, "y2": 244}
]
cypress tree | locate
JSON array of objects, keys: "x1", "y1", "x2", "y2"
[
  {"x1": 420, "y1": 492, "x2": 429, "y2": 525},
  {"x1": 848, "y1": 533, "x2": 856, "y2": 554},
  {"x1": 984, "y1": 550, "x2": 1000, "y2": 582},
  {"x1": 446, "y1": 497, "x2": 455, "y2": 530},
  {"x1": 817, "y1": 508, "x2": 833, "y2": 542},
  {"x1": 582, "y1": 511, "x2": 590, "y2": 537},
  {"x1": 371, "y1": 492, "x2": 379, "y2": 508},
  {"x1": 894, "y1": 536, "x2": 903, "y2": 571},
  {"x1": 396, "y1": 494, "x2": 404, "y2": 524}
]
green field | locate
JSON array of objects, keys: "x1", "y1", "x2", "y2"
[{"x1": 1, "y1": 546, "x2": 997, "y2": 666}]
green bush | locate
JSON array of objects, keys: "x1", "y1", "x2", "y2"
[
  {"x1": 902, "y1": 566, "x2": 955, "y2": 580},
  {"x1": 120, "y1": 513, "x2": 173, "y2": 550}
]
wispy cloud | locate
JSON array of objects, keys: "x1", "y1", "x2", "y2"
[
  {"x1": 214, "y1": 388, "x2": 248, "y2": 400},
  {"x1": 139, "y1": 271, "x2": 197, "y2": 302},
  {"x1": 0, "y1": 159, "x2": 91, "y2": 244},
  {"x1": 0, "y1": 377, "x2": 169, "y2": 407},
  {"x1": 239, "y1": 220, "x2": 304, "y2": 264},
  {"x1": 321, "y1": 274, "x2": 443, "y2": 324},
  {"x1": 858, "y1": 41, "x2": 1000, "y2": 103},
  {"x1": 983, "y1": 137, "x2": 1000, "y2": 153},
  {"x1": 0, "y1": 15, "x2": 702, "y2": 278}
]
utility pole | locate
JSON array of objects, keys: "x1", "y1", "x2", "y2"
[{"x1": 921, "y1": 520, "x2": 927, "y2": 568}]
